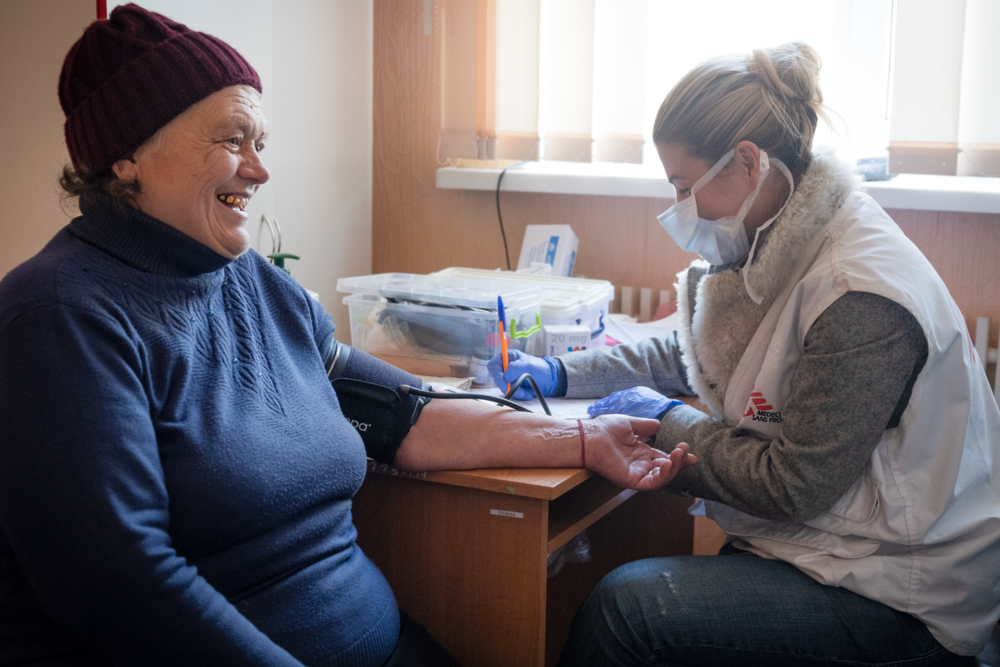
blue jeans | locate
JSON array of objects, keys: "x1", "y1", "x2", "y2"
[{"x1": 558, "y1": 547, "x2": 970, "y2": 667}]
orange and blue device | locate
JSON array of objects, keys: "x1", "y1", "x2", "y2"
[{"x1": 498, "y1": 296, "x2": 510, "y2": 394}]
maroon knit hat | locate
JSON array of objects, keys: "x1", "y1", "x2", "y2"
[{"x1": 59, "y1": 3, "x2": 262, "y2": 174}]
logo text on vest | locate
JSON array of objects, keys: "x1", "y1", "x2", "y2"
[{"x1": 744, "y1": 391, "x2": 782, "y2": 423}]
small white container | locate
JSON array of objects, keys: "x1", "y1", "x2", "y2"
[
  {"x1": 543, "y1": 324, "x2": 592, "y2": 357},
  {"x1": 337, "y1": 273, "x2": 542, "y2": 384},
  {"x1": 431, "y1": 267, "x2": 614, "y2": 350}
]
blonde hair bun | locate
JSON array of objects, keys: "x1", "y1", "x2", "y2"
[
  {"x1": 653, "y1": 42, "x2": 827, "y2": 182},
  {"x1": 749, "y1": 41, "x2": 823, "y2": 108}
]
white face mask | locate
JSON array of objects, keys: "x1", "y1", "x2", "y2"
[{"x1": 657, "y1": 148, "x2": 770, "y2": 266}]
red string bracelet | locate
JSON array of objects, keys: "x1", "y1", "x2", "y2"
[{"x1": 576, "y1": 419, "x2": 586, "y2": 468}]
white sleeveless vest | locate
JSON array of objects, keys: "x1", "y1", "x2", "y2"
[{"x1": 676, "y1": 154, "x2": 1000, "y2": 655}]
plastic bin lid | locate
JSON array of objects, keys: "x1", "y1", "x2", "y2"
[
  {"x1": 336, "y1": 273, "x2": 542, "y2": 315},
  {"x1": 431, "y1": 267, "x2": 614, "y2": 318}
]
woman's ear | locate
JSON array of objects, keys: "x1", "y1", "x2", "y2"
[
  {"x1": 733, "y1": 141, "x2": 761, "y2": 185},
  {"x1": 111, "y1": 158, "x2": 138, "y2": 182}
]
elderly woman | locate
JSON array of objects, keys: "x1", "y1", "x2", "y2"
[
  {"x1": 0, "y1": 5, "x2": 694, "y2": 666},
  {"x1": 491, "y1": 43, "x2": 1000, "y2": 666}
]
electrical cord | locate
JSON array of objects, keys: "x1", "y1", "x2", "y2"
[
  {"x1": 504, "y1": 373, "x2": 551, "y2": 416},
  {"x1": 496, "y1": 161, "x2": 527, "y2": 271},
  {"x1": 400, "y1": 372, "x2": 552, "y2": 416}
]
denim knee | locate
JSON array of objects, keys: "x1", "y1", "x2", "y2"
[{"x1": 558, "y1": 553, "x2": 965, "y2": 667}]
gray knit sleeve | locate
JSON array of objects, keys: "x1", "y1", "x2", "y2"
[
  {"x1": 661, "y1": 291, "x2": 928, "y2": 522},
  {"x1": 557, "y1": 330, "x2": 695, "y2": 399}
]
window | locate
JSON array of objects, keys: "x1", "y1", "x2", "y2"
[
  {"x1": 438, "y1": 0, "x2": 1000, "y2": 178},
  {"x1": 888, "y1": 0, "x2": 1000, "y2": 176}
]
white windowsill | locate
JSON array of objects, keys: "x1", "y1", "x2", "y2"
[{"x1": 436, "y1": 162, "x2": 1000, "y2": 215}]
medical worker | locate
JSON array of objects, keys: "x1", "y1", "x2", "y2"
[{"x1": 491, "y1": 42, "x2": 1000, "y2": 666}]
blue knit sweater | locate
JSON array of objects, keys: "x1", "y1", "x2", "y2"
[{"x1": 0, "y1": 193, "x2": 398, "y2": 666}]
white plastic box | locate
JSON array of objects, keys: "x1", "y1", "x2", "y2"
[
  {"x1": 337, "y1": 273, "x2": 542, "y2": 385},
  {"x1": 431, "y1": 267, "x2": 615, "y2": 352}
]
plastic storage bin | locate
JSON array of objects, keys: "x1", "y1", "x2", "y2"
[
  {"x1": 337, "y1": 273, "x2": 542, "y2": 384},
  {"x1": 431, "y1": 268, "x2": 615, "y2": 350}
]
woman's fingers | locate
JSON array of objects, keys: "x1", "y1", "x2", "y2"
[{"x1": 636, "y1": 460, "x2": 673, "y2": 491}]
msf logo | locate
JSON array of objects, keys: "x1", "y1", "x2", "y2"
[
  {"x1": 349, "y1": 419, "x2": 370, "y2": 433},
  {"x1": 744, "y1": 391, "x2": 782, "y2": 423}
]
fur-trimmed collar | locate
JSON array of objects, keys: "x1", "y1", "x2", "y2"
[{"x1": 673, "y1": 150, "x2": 860, "y2": 421}]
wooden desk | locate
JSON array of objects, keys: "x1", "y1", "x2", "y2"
[{"x1": 352, "y1": 463, "x2": 697, "y2": 667}]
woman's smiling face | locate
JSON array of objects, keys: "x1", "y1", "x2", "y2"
[{"x1": 112, "y1": 85, "x2": 270, "y2": 259}]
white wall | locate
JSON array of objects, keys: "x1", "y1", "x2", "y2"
[
  {"x1": 271, "y1": 1, "x2": 374, "y2": 342},
  {"x1": 0, "y1": 0, "x2": 373, "y2": 342}
]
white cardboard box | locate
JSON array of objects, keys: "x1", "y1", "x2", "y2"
[
  {"x1": 517, "y1": 225, "x2": 579, "y2": 277},
  {"x1": 543, "y1": 324, "x2": 592, "y2": 357}
]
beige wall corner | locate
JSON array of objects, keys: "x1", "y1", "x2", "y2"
[{"x1": 0, "y1": 0, "x2": 93, "y2": 280}]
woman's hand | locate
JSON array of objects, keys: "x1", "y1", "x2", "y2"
[
  {"x1": 486, "y1": 350, "x2": 560, "y2": 399},
  {"x1": 583, "y1": 415, "x2": 696, "y2": 491},
  {"x1": 395, "y1": 400, "x2": 696, "y2": 484}
]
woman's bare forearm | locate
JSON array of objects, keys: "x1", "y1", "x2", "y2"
[
  {"x1": 393, "y1": 400, "x2": 693, "y2": 491},
  {"x1": 393, "y1": 399, "x2": 583, "y2": 471}
]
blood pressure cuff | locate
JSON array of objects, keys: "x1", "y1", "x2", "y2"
[{"x1": 324, "y1": 339, "x2": 429, "y2": 464}]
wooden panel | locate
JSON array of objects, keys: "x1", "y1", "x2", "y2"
[
  {"x1": 353, "y1": 472, "x2": 548, "y2": 667},
  {"x1": 678, "y1": 394, "x2": 711, "y2": 414},
  {"x1": 889, "y1": 208, "x2": 1000, "y2": 347},
  {"x1": 544, "y1": 492, "x2": 695, "y2": 667},
  {"x1": 693, "y1": 515, "x2": 729, "y2": 555},
  {"x1": 367, "y1": 460, "x2": 591, "y2": 500},
  {"x1": 547, "y1": 477, "x2": 634, "y2": 553},
  {"x1": 429, "y1": 467, "x2": 590, "y2": 499}
]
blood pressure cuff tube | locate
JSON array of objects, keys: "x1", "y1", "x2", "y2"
[{"x1": 324, "y1": 338, "x2": 429, "y2": 464}]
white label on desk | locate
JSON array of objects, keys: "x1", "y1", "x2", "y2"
[{"x1": 490, "y1": 509, "x2": 524, "y2": 519}]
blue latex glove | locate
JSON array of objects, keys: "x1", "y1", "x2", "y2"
[
  {"x1": 587, "y1": 387, "x2": 683, "y2": 420},
  {"x1": 487, "y1": 349, "x2": 559, "y2": 400}
]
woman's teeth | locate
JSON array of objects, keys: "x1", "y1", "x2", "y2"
[{"x1": 218, "y1": 194, "x2": 248, "y2": 210}]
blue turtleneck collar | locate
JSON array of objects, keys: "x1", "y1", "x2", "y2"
[{"x1": 69, "y1": 191, "x2": 234, "y2": 278}]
